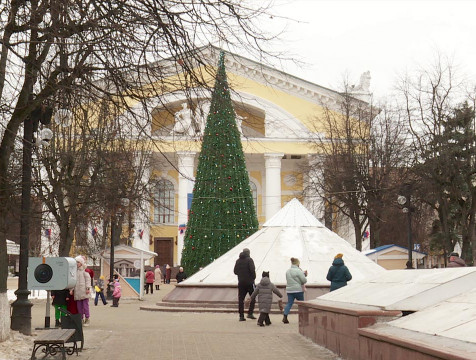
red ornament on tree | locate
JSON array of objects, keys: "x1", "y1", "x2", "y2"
[
  {"x1": 192, "y1": 246, "x2": 195, "y2": 250},
  {"x1": 229, "y1": 187, "x2": 233, "y2": 191}
]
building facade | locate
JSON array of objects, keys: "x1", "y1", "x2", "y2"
[
  {"x1": 40, "y1": 46, "x2": 371, "y2": 266},
  {"x1": 117, "y1": 47, "x2": 371, "y2": 266}
]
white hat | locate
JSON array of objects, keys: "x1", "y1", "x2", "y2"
[{"x1": 75, "y1": 255, "x2": 85, "y2": 266}]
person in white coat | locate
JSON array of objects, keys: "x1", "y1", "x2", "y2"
[
  {"x1": 154, "y1": 265, "x2": 162, "y2": 291},
  {"x1": 71, "y1": 255, "x2": 91, "y2": 326}
]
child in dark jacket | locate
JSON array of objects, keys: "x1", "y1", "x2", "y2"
[
  {"x1": 250, "y1": 271, "x2": 283, "y2": 326},
  {"x1": 51, "y1": 289, "x2": 70, "y2": 327}
]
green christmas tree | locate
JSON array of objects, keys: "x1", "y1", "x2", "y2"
[{"x1": 181, "y1": 52, "x2": 259, "y2": 275}]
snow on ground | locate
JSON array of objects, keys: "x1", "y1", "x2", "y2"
[
  {"x1": 3, "y1": 278, "x2": 94, "y2": 359},
  {"x1": 0, "y1": 331, "x2": 34, "y2": 360},
  {"x1": 7, "y1": 289, "x2": 47, "y2": 301}
]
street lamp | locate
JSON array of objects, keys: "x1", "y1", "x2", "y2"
[
  {"x1": 107, "y1": 197, "x2": 129, "y2": 300},
  {"x1": 11, "y1": 104, "x2": 53, "y2": 335},
  {"x1": 397, "y1": 189, "x2": 413, "y2": 267}
]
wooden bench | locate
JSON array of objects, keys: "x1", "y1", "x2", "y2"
[{"x1": 30, "y1": 328, "x2": 78, "y2": 360}]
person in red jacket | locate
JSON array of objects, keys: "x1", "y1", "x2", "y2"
[{"x1": 145, "y1": 269, "x2": 155, "y2": 294}]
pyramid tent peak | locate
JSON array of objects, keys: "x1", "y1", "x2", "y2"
[{"x1": 263, "y1": 198, "x2": 325, "y2": 228}]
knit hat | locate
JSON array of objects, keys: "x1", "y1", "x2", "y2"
[
  {"x1": 75, "y1": 255, "x2": 85, "y2": 266},
  {"x1": 291, "y1": 257, "x2": 300, "y2": 266},
  {"x1": 334, "y1": 253, "x2": 343, "y2": 259},
  {"x1": 243, "y1": 248, "x2": 250, "y2": 256}
]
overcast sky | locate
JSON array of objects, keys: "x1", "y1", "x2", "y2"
[{"x1": 263, "y1": 0, "x2": 476, "y2": 99}]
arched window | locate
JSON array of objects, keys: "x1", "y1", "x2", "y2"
[
  {"x1": 250, "y1": 181, "x2": 258, "y2": 216},
  {"x1": 154, "y1": 179, "x2": 175, "y2": 224}
]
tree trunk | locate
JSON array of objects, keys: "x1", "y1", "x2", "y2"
[
  {"x1": 352, "y1": 219, "x2": 362, "y2": 251},
  {"x1": 0, "y1": 207, "x2": 10, "y2": 341},
  {"x1": 58, "y1": 222, "x2": 75, "y2": 257},
  {"x1": 468, "y1": 195, "x2": 476, "y2": 265},
  {"x1": 368, "y1": 216, "x2": 381, "y2": 249}
]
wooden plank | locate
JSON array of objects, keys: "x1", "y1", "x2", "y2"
[{"x1": 34, "y1": 329, "x2": 75, "y2": 344}]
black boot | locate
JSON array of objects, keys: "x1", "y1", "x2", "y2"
[
  {"x1": 55, "y1": 319, "x2": 61, "y2": 327},
  {"x1": 239, "y1": 314, "x2": 246, "y2": 321},
  {"x1": 257, "y1": 313, "x2": 266, "y2": 326},
  {"x1": 282, "y1": 315, "x2": 289, "y2": 324},
  {"x1": 247, "y1": 313, "x2": 256, "y2": 319}
]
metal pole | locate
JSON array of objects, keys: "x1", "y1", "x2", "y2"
[
  {"x1": 45, "y1": 291, "x2": 51, "y2": 328},
  {"x1": 107, "y1": 214, "x2": 115, "y2": 300},
  {"x1": 407, "y1": 204, "x2": 413, "y2": 266},
  {"x1": 139, "y1": 250, "x2": 144, "y2": 300},
  {"x1": 11, "y1": 115, "x2": 34, "y2": 335}
]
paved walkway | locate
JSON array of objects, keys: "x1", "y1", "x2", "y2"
[{"x1": 28, "y1": 283, "x2": 340, "y2": 360}]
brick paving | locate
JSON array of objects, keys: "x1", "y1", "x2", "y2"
[{"x1": 29, "y1": 283, "x2": 340, "y2": 360}]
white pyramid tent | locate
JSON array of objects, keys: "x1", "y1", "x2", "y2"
[{"x1": 183, "y1": 198, "x2": 385, "y2": 286}]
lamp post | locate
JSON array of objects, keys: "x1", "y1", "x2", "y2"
[
  {"x1": 106, "y1": 197, "x2": 129, "y2": 300},
  {"x1": 397, "y1": 186, "x2": 413, "y2": 266},
  {"x1": 11, "y1": 105, "x2": 53, "y2": 335}
]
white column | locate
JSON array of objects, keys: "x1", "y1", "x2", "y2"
[
  {"x1": 264, "y1": 153, "x2": 284, "y2": 220},
  {"x1": 177, "y1": 151, "x2": 196, "y2": 265}
]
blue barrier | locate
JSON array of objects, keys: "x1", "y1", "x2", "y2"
[{"x1": 124, "y1": 277, "x2": 141, "y2": 294}]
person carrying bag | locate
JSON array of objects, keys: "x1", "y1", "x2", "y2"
[{"x1": 94, "y1": 275, "x2": 108, "y2": 306}]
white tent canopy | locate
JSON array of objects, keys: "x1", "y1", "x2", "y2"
[
  {"x1": 387, "y1": 285, "x2": 476, "y2": 344},
  {"x1": 316, "y1": 267, "x2": 476, "y2": 311},
  {"x1": 184, "y1": 198, "x2": 385, "y2": 286}
]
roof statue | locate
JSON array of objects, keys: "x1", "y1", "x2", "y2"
[
  {"x1": 358, "y1": 71, "x2": 371, "y2": 92},
  {"x1": 350, "y1": 71, "x2": 372, "y2": 102},
  {"x1": 172, "y1": 103, "x2": 197, "y2": 136},
  {"x1": 195, "y1": 100, "x2": 210, "y2": 135}
]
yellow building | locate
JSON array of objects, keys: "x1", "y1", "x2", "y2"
[
  {"x1": 124, "y1": 46, "x2": 372, "y2": 266},
  {"x1": 364, "y1": 244, "x2": 427, "y2": 270}
]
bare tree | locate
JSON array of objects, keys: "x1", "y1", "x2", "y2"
[
  {"x1": 33, "y1": 96, "x2": 152, "y2": 257},
  {"x1": 304, "y1": 83, "x2": 410, "y2": 250},
  {"x1": 0, "y1": 0, "x2": 276, "y2": 340},
  {"x1": 398, "y1": 57, "x2": 476, "y2": 264}
]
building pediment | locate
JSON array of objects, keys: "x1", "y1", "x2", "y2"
[{"x1": 120, "y1": 45, "x2": 371, "y2": 143}]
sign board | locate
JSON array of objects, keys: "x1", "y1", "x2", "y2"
[{"x1": 28, "y1": 257, "x2": 77, "y2": 290}]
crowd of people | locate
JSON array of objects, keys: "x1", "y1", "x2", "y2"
[
  {"x1": 52, "y1": 255, "x2": 124, "y2": 329},
  {"x1": 234, "y1": 248, "x2": 353, "y2": 326},
  {"x1": 52, "y1": 257, "x2": 191, "y2": 329},
  {"x1": 144, "y1": 264, "x2": 187, "y2": 294},
  {"x1": 55, "y1": 246, "x2": 465, "y2": 330}
]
